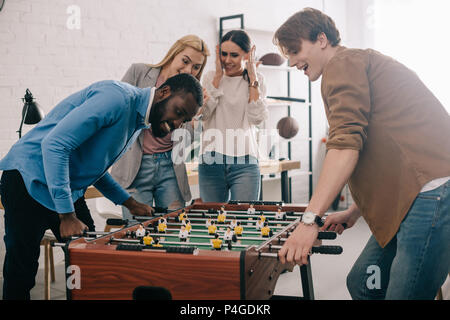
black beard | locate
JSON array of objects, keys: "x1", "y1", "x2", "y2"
[{"x1": 148, "y1": 97, "x2": 168, "y2": 138}]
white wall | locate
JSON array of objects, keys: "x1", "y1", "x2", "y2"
[{"x1": 0, "y1": 0, "x2": 360, "y2": 203}]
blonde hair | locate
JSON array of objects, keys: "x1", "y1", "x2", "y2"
[{"x1": 148, "y1": 35, "x2": 210, "y2": 80}]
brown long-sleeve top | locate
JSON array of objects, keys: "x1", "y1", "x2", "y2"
[{"x1": 321, "y1": 46, "x2": 450, "y2": 247}]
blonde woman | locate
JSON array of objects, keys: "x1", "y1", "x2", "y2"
[{"x1": 111, "y1": 35, "x2": 210, "y2": 220}]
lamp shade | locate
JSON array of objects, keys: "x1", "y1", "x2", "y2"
[
  {"x1": 22, "y1": 89, "x2": 44, "y2": 124},
  {"x1": 17, "y1": 88, "x2": 45, "y2": 138}
]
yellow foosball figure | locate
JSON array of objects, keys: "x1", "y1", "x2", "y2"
[
  {"x1": 261, "y1": 222, "x2": 271, "y2": 237},
  {"x1": 208, "y1": 221, "x2": 217, "y2": 235},
  {"x1": 152, "y1": 238, "x2": 163, "y2": 247},
  {"x1": 184, "y1": 220, "x2": 192, "y2": 233},
  {"x1": 217, "y1": 212, "x2": 226, "y2": 224},
  {"x1": 143, "y1": 235, "x2": 153, "y2": 246},
  {"x1": 158, "y1": 218, "x2": 167, "y2": 233},
  {"x1": 258, "y1": 213, "x2": 266, "y2": 223},
  {"x1": 179, "y1": 209, "x2": 187, "y2": 222},
  {"x1": 234, "y1": 222, "x2": 243, "y2": 236},
  {"x1": 211, "y1": 233, "x2": 223, "y2": 250}
]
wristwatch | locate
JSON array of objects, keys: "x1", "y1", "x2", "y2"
[
  {"x1": 301, "y1": 212, "x2": 324, "y2": 227},
  {"x1": 249, "y1": 80, "x2": 259, "y2": 88}
]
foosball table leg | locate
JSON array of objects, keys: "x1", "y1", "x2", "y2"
[{"x1": 299, "y1": 257, "x2": 315, "y2": 300}]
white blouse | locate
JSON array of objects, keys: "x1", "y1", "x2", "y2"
[{"x1": 201, "y1": 70, "x2": 268, "y2": 158}]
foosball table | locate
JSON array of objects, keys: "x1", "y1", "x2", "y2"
[{"x1": 61, "y1": 200, "x2": 343, "y2": 300}]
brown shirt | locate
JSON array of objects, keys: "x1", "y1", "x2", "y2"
[{"x1": 321, "y1": 46, "x2": 450, "y2": 247}]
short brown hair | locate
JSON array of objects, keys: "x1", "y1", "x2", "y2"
[{"x1": 273, "y1": 8, "x2": 341, "y2": 56}]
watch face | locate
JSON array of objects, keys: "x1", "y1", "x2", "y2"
[{"x1": 302, "y1": 212, "x2": 315, "y2": 224}]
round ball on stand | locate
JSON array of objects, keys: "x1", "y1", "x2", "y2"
[
  {"x1": 276, "y1": 117, "x2": 299, "y2": 139},
  {"x1": 258, "y1": 53, "x2": 286, "y2": 66}
]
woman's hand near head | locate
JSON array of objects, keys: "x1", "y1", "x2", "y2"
[{"x1": 246, "y1": 45, "x2": 260, "y2": 82}]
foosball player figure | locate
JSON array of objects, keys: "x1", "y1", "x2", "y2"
[
  {"x1": 208, "y1": 220, "x2": 217, "y2": 235},
  {"x1": 206, "y1": 218, "x2": 212, "y2": 228},
  {"x1": 261, "y1": 221, "x2": 271, "y2": 237},
  {"x1": 247, "y1": 203, "x2": 256, "y2": 215},
  {"x1": 234, "y1": 221, "x2": 243, "y2": 236},
  {"x1": 152, "y1": 237, "x2": 163, "y2": 248},
  {"x1": 143, "y1": 233, "x2": 153, "y2": 246},
  {"x1": 229, "y1": 218, "x2": 238, "y2": 229},
  {"x1": 211, "y1": 233, "x2": 222, "y2": 250},
  {"x1": 184, "y1": 219, "x2": 192, "y2": 234},
  {"x1": 158, "y1": 218, "x2": 167, "y2": 233},
  {"x1": 135, "y1": 223, "x2": 146, "y2": 238},
  {"x1": 275, "y1": 207, "x2": 285, "y2": 220},
  {"x1": 255, "y1": 216, "x2": 266, "y2": 230},
  {"x1": 223, "y1": 227, "x2": 234, "y2": 244},
  {"x1": 179, "y1": 225, "x2": 189, "y2": 242},
  {"x1": 217, "y1": 209, "x2": 227, "y2": 224},
  {"x1": 178, "y1": 209, "x2": 187, "y2": 222},
  {"x1": 259, "y1": 212, "x2": 266, "y2": 222}
]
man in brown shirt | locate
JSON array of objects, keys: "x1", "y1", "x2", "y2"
[{"x1": 274, "y1": 8, "x2": 450, "y2": 299}]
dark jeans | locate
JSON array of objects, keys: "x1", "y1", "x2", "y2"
[{"x1": 1, "y1": 170, "x2": 95, "y2": 300}]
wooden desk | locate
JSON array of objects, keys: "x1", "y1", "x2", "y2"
[
  {"x1": 185, "y1": 159, "x2": 299, "y2": 185},
  {"x1": 0, "y1": 160, "x2": 300, "y2": 209}
]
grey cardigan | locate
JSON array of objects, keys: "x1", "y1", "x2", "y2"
[{"x1": 110, "y1": 63, "x2": 193, "y2": 202}]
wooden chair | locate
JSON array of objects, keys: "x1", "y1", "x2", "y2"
[{"x1": 93, "y1": 197, "x2": 124, "y2": 232}]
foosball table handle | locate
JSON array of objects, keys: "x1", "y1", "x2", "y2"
[
  {"x1": 311, "y1": 245, "x2": 343, "y2": 255},
  {"x1": 317, "y1": 231, "x2": 337, "y2": 240},
  {"x1": 258, "y1": 245, "x2": 343, "y2": 259},
  {"x1": 106, "y1": 218, "x2": 129, "y2": 226}
]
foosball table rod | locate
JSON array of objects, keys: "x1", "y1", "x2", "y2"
[
  {"x1": 259, "y1": 245, "x2": 343, "y2": 257},
  {"x1": 145, "y1": 232, "x2": 268, "y2": 242},
  {"x1": 109, "y1": 237, "x2": 341, "y2": 253},
  {"x1": 173, "y1": 217, "x2": 294, "y2": 225},
  {"x1": 187, "y1": 209, "x2": 303, "y2": 217},
  {"x1": 144, "y1": 229, "x2": 337, "y2": 241},
  {"x1": 181, "y1": 211, "x2": 303, "y2": 220},
  {"x1": 147, "y1": 226, "x2": 285, "y2": 235}
]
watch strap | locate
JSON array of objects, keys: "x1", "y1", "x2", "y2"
[{"x1": 315, "y1": 215, "x2": 324, "y2": 227}]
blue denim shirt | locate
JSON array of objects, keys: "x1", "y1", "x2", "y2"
[{"x1": 0, "y1": 80, "x2": 152, "y2": 213}]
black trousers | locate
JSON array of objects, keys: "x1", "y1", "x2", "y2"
[{"x1": 0, "y1": 170, "x2": 95, "y2": 300}]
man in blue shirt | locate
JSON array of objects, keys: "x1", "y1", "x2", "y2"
[{"x1": 0, "y1": 73, "x2": 203, "y2": 299}]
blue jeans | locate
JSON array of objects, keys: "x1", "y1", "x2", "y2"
[
  {"x1": 122, "y1": 151, "x2": 185, "y2": 221},
  {"x1": 347, "y1": 180, "x2": 450, "y2": 299},
  {"x1": 198, "y1": 152, "x2": 260, "y2": 202}
]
